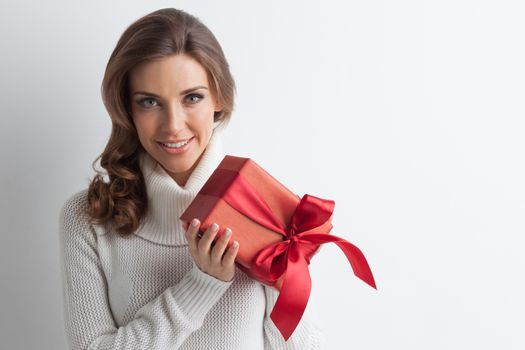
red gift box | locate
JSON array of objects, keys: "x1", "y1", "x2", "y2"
[{"x1": 180, "y1": 155, "x2": 376, "y2": 340}]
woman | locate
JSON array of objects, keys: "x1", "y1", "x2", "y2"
[{"x1": 58, "y1": 7, "x2": 324, "y2": 350}]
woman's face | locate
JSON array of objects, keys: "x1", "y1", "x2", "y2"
[{"x1": 129, "y1": 54, "x2": 222, "y2": 187}]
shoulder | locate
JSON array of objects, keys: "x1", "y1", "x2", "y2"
[
  {"x1": 59, "y1": 189, "x2": 89, "y2": 224},
  {"x1": 59, "y1": 189, "x2": 107, "y2": 239}
]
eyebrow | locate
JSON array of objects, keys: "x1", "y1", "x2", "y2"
[{"x1": 132, "y1": 85, "x2": 208, "y2": 98}]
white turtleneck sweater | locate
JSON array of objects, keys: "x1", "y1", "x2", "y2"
[{"x1": 58, "y1": 125, "x2": 324, "y2": 350}]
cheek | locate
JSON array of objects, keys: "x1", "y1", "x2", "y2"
[
  {"x1": 191, "y1": 104, "x2": 216, "y2": 124},
  {"x1": 193, "y1": 100, "x2": 216, "y2": 116},
  {"x1": 133, "y1": 116, "x2": 155, "y2": 139}
]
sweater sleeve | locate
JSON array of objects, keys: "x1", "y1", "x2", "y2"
[
  {"x1": 58, "y1": 191, "x2": 233, "y2": 350},
  {"x1": 262, "y1": 285, "x2": 325, "y2": 350}
]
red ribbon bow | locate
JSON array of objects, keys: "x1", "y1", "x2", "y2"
[{"x1": 209, "y1": 170, "x2": 377, "y2": 341}]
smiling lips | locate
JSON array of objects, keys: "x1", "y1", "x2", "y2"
[
  {"x1": 158, "y1": 137, "x2": 194, "y2": 154},
  {"x1": 158, "y1": 137, "x2": 194, "y2": 144}
]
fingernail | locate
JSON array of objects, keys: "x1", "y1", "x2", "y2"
[
  {"x1": 233, "y1": 241, "x2": 239, "y2": 248},
  {"x1": 212, "y1": 223, "x2": 219, "y2": 231},
  {"x1": 225, "y1": 228, "x2": 232, "y2": 236},
  {"x1": 191, "y1": 219, "x2": 199, "y2": 227}
]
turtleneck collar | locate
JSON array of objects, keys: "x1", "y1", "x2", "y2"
[{"x1": 134, "y1": 125, "x2": 226, "y2": 246}]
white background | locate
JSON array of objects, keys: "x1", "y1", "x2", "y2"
[{"x1": 1, "y1": 0, "x2": 524, "y2": 349}]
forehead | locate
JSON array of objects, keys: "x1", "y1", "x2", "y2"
[{"x1": 129, "y1": 54, "x2": 209, "y2": 92}]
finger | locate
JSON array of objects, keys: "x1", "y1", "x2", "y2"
[
  {"x1": 184, "y1": 219, "x2": 200, "y2": 253},
  {"x1": 211, "y1": 227, "x2": 232, "y2": 264},
  {"x1": 198, "y1": 223, "x2": 219, "y2": 255},
  {"x1": 222, "y1": 240, "x2": 239, "y2": 267}
]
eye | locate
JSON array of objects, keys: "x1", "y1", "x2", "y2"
[
  {"x1": 186, "y1": 93, "x2": 203, "y2": 104},
  {"x1": 137, "y1": 97, "x2": 158, "y2": 108}
]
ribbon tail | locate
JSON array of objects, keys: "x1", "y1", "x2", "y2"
[
  {"x1": 334, "y1": 239, "x2": 377, "y2": 289},
  {"x1": 299, "y1": 233, "x2": 377, "y2": 290},
  {"x1": 269, "y1": 247, "x2": 311, "y2": 341}
]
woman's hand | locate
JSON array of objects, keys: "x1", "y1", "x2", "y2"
[{"x1": 183, "y1": 218, "x2": 239, "y2": 282}]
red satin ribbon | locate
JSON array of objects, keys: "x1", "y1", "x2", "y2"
[{"x1": 202, "y1": 169, "x2": 377, "y2": 341}]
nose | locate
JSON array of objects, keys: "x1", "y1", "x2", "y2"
[{"x1": 163, "y1": 101, "x2": 186, "y2": 133}]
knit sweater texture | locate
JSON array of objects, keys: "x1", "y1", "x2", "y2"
[{"x1": 58, "y1": 125, "x2": 324, "y2": 349}]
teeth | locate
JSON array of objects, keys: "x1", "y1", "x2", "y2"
[{"x1": 161, "y1": 139, "x2": 190, "y2": 148}]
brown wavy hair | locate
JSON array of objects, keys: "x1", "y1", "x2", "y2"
[{"x1": 86, "y1": 8, "x2": 236, "y2": 236}]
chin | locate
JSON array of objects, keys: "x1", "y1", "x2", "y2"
[
  {"x1": 159, "y1": 158, "x2": 195, "y2": 173},
  {"x1": 161, "y1": 153, "x2": 201, "y2": 174}
]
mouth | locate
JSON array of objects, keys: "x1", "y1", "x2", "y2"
[
  {"x1": 157, "y1": 137, "x2": 195, "y2": 153},
  {"x1": 157, "y1": 136, "x2": 194, "y2": 144}
]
